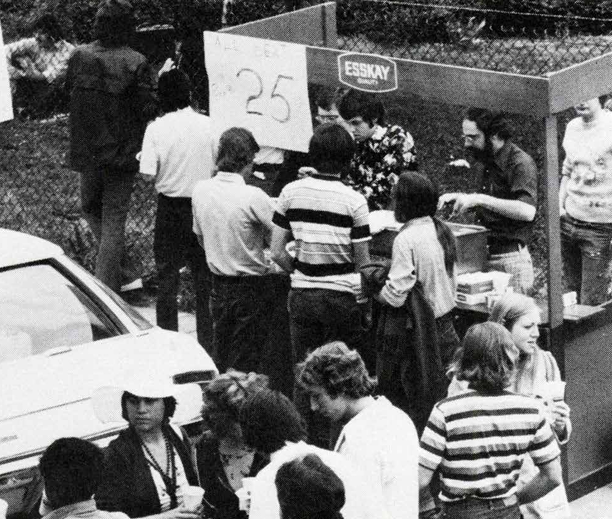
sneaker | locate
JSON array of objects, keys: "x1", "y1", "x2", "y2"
[{"x1": 120, "y1": 278, "x2": 143, "y2": 292}]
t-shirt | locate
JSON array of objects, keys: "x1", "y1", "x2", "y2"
[
  {"x1": 139, "y1": 107, "x2": 216, "y2": 198},
  {"x1": 475, "y1": 141, "x2": 538, "y2": 245},
  {"x1": 272, "y1": 175, "x2": 371, "y2": 292},
  {"x1": 419, "y1": 390, "x2": 560, "y2": 502},
  {"x1": 562, "y1": 110, "x2": 612, "y2": 223},
  {"x1": 192, "y1": 172, "x2": 275, "y2": 276},
  {"x1": 334, "y1": 397, "x2": 419, "y2": 519}
]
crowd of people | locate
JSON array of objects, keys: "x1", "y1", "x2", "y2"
[{"x1": 11, "y1": 0, "x2": 612, "y2": 518}]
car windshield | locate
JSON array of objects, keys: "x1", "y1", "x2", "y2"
[{"x1": 0, "y1": 263, "x2": 122, "y2": 362}]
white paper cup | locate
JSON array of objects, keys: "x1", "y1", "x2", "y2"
[
  {"x1": 0, "y1": 499, "x2": 8, "y2": 519},
  {"x1": 182, "y1": 486, "x2": 205, "y2": 510}
]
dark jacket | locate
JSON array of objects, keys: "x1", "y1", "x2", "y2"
[
  {"x1": 96, "y1": 426, "x2": 198, "y2": 518},
  {"x1": 361, "y1": 261, "x2": 447, "y2": 434},
  {"x1": 66, "y1": 41, "x2": 158, "y2": 173},
  {"x1": 195, "y1": 435, "x2": 267, "y2": 519}
]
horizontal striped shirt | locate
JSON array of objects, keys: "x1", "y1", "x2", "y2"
[
  {"x1": 273, "y1": 175, "x2": 371, "y2": 292},
  {"x1": 419, "y1": 390, "x2": 560, "y2": 502}
]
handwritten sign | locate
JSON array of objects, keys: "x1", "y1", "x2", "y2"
[
  {"x1": 204, "y1": 31, "x2": 312, "y2": 152},
  {"x1": 0, "y1": 22, "x2": 14, "y2": 123}
]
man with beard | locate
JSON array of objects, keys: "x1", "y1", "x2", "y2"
[{"x1": 438, "y1": 108, "x2": 538, "y2": 294}]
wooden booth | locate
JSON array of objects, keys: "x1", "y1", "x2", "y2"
[{"x1": 214, "y1": 2, "x2": 612, "y2": 499}]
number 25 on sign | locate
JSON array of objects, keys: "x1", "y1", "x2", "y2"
[{"x1": 204, "y1": 31, "x2": 313, "y2": 153}]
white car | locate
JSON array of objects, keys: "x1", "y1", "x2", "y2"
[{"x1": 0, "y1": 229, "x2": 217, "y2": 518}]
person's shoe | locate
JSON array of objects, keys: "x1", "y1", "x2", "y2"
[{"x1": 120, "y1": 278, "x2": 143, "y2": 292}]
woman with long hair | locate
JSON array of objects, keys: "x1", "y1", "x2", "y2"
[
  {"x1": 196, "y1": 370, "x2": 269, "y2": 519},
  {"x1": 374, "y1": 171, "x2": 459, "y2": 431}
]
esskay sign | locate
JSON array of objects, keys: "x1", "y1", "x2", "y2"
[{"x1": 337, "y1": 52, "x2": 398, "y2": 93}]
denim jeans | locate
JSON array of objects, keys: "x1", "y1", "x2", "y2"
[
  {"x1": 80, "y1": 168, "x2": 138, "y2": 292},
  {"x1": 154, "y1": 194, "x2": 211, "y2": 349},
  {"x1": 440, "y1": 497, "x2": 521, "y2": 519},
  {"x1": 561, "y1": 215, "x2": 612, "y2": 306},
  {"x1": 209, "y1": 275, "x2": 275, "y2": 373},
  {"x1": 486, "y1": 245, "x2": 534, "y2": 295}
]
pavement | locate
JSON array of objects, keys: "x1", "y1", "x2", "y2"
[{"x1": 130, "y1": 301, "x2": 612, "y2": 518}]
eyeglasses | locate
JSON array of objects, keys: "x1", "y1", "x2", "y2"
[
  {"x1": 462, "y1": 134, "x2": 480, "y2": 141},
  {"x1": 317, "y1": 114, "x2": 340, "y2": 122}
]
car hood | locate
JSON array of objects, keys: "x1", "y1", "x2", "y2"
[{"x1": 0, "y1": 329, "x2": 215, "y2": 469}]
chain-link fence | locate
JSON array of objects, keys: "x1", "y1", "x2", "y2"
[{"x1": 1, "y1": 0, "x2": 610, "y2": 296}]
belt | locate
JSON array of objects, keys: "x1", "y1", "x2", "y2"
[
  {"x1": 488, "y1": 240, "x2": 524, "y2": 255},
  {"x1": 444, "y1": 494, "x2": 518, "y2": 507},
  {"x1": 211, "y1": 274, "x2": 267, "y2": 286}
]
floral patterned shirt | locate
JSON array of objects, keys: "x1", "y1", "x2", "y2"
[{"x1": 347, "y1": 124, "x2": 417, "y2": 210}]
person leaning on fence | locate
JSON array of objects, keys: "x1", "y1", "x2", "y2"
[
  {"x1": 139, "y1": 68, "x2": 215, "y2": 348},
  {"x1": 438, "y1": 109, "x2": 538, "y2": 295},
  {"x1": 559, "y1": 96, "x2": 612, "y2": 306},
  {"x1": 4, "y1": 13, "x2": 75, "y2": 118},
  {"x1": 338, "y1": 88, "x2": 417, "y2": 211},
  {"x1": 191, "y1": 127, "x2": 277, "y2": 374},
  {"x1": 66, "y1": 0, "x2": 159, "y2": 294},
  {"x1": 419, "y1": 322, "x2": 563, "y2": 519}
]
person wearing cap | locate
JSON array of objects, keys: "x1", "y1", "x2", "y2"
[
  {"x1": 38, "y1": 438, "x2": 128, "y2": 519},
  {"x1": 275, "y1": 454, "x2": 346, "y2": 519},
  {"x1": 95, "y1": 377, "x2": 201, "y2": 519},
  {"x1": 296, "y1": 342, "x2": 419, "y2": 519}
]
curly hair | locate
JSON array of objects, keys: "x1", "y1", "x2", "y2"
[
  {"x1": 200, "y1": 370, "x2": 269, "y2": 440},
  {"x1": 338, "y1": 89, "x2": 386, "y2": 126},
  {"x1": 464, "y1": 107, "x2": 513, "y2": 141},
  {"x1": 296, "y1": 341, "x2": 376, "y2": 399},
  {"x1": 239, "y1": 389, "x2": 307, "y2": 454},
  {"x1": 453, "y1": 322, "x2": 518, "y2": 393},
  {"x1": 276, "y1": 454, "x2": 345, "y2": 519}
]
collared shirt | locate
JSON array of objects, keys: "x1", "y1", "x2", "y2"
[
  {"x1": 43, "y1": 500, "x2": 128, "y2": 519},
  {"x1": 249, "y1": 441, "x2": 381, "y2": 519},
  {"x1": 334, "y1": 397, "x2": 419, "y2": 519},
  {"x1": 562, "y1": 110, "x2": 612, "y2": 223},
  {"x1": 139, "y1": 107, "x2": 216, "y2": 197},
  {"x1": 273, "y1": 175, "x2": 371, "y2": 293},
  {"x1": 474, "y1": 141, "x2": 538, "y2": 244},
  {"x1": 192, "y1": 172, "x2": 275, "y2": 276},
  {"x1": 379, "y1": 216, "x2": 456, "y2": 317},
  {"x1": 420, "y1": 390, "x2": 560, "y2": 503},
  {"x1": 5, "y1": 37, "x2": 74, "y2": 83}
]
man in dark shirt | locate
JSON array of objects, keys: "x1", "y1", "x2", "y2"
[
  {"x1": 439, "y1": 108, "x2": 538, "y2": 294},
  {"x1": 66, "y1": 0, "x2": 158, "y2": 293}
]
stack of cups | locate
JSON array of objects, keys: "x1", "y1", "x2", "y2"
[{"x1": 182, "y1": 486, "x2": 205, "y2": 511}]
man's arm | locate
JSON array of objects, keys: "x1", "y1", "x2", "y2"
[
  {"x1": 438, "y1": 192, "x2": 535, "y2": 222},
  {"x1": 353, "y1": 240, "x2": 371, "y2": 271},
  {"x1": 517, "y1": 457, "x2": 562, "y2": 505},
  {"x1": 271, "y1": 226, "x2": 294, "y2": 273}
]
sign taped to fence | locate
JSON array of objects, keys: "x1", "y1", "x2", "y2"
[
  {"x1": 204, "y1": 31, "x2": 312, "y2": 152},
  {"x1": 0, "y1": 22, "x2": 14, "y2": 123},
  {"x1": 338, "y1": 52, "x2": 398, "y2": 93}
]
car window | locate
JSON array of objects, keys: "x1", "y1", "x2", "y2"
[{"x1": 0, "y1": 263, "x2": 121, "y2": 361}]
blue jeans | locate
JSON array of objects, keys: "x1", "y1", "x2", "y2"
[
  {"x1": 154, "y1": 194, "x2": 211, "y2": 349},
  {"x1": 561, "y1": 215, "x2": 612, "y2": 306},
  {"x1": 440, "y1": 497, "x2": 520, "y2": 519},
  {"x1": 80, "y1": 168, "x2": 138, "y2": 292}
]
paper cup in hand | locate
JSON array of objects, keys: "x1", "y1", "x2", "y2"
[
  {"x1": 0, "y1": 499, "x2": 8, "y2": 519},
  {"x1": 182, "y1": 486, "x2": 204, "y2": 510},
  {"x1": 540, "y1": 381, "x2": 566, "y2": 403}
]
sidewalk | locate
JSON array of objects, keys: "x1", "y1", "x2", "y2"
[{"x1": 130, "y1": 302, "x2": 612, "y2": 518}]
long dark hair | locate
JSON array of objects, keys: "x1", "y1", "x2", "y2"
[{"x1": 394, "y1": 171, "x2": 457, "y2": 277}]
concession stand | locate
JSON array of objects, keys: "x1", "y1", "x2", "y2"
[{"x1": 214, "y1": 3, "x2": 612, "y2": 499}]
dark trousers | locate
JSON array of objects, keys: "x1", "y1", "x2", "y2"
[
  {"x1": 80, "y1": 168, "x2": 138, "y2": 293},
  {"x1": 210, "y1": 275, "x2": 275, "y2": 373},
  {"x1": 154, "y1": 194, "x2": 211, "y2": 349},
  {"x1": 561, "y1": 214, "x2": 612, "y2": 305},
  {"x1": 440, "y1": 497, "x2": 520, "y2": 519},
  {"x1": 288, "y1": 288, "x2": 369, "y2": 447}
]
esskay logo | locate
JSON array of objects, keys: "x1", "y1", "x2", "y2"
[{"x1": 338, "y1": 52, "x2": 398, "y2": 93}]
